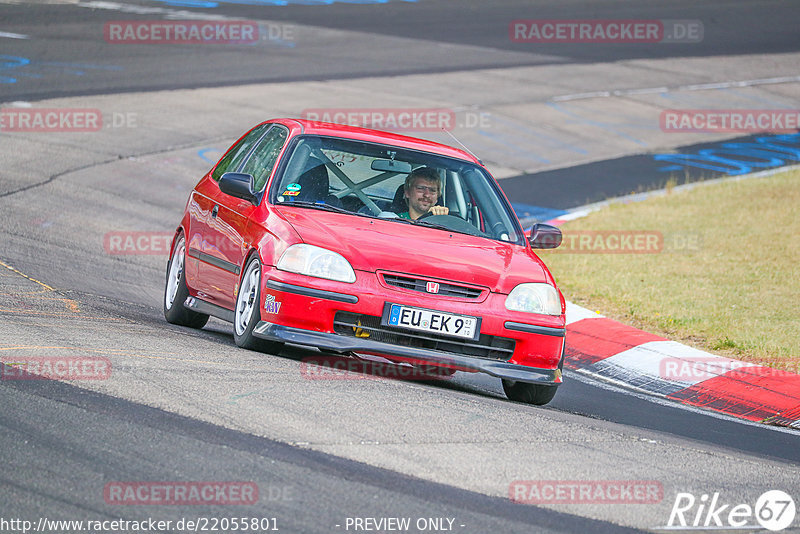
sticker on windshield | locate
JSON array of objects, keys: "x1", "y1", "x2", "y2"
[{"x1": 282, "y1": 183, "x2": 302, "y2": 196}]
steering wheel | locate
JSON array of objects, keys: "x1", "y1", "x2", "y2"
[{"x1": 418, "y1": 206, "x2": 452, "y2": 220}]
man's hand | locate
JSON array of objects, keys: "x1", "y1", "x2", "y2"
[{"x1": 428, "y1": 205, "x2": 449, "y2": 216}]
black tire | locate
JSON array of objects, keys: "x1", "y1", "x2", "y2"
[
  {"x1": 164, "y1": 234, "x2": 209, "y2": 329},
  {"x1": 233, "y1": 255, "x2": 283, "y2": 353},
  {"x1": 502, "y1": 380, "x2": 558, "y2": 405}
]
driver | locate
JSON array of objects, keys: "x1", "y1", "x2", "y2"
[{"x1": 398, "y1": 167, "x2": 449, "y2": 220}]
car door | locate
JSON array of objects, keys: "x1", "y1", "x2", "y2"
[
  {"x1": 187, "y1": 122, "x2": 272, "y2": 304},
  {"x1": 198, "y1": 124, "x2": 289, "y2": 309}
]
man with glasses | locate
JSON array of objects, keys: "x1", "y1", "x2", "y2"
[{"x1": 398, "y1": 166, "x2": 449, "y2": 220}]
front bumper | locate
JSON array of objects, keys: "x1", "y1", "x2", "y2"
[{"x1": 252, "y1": 321, "x2": 562, "y2": 385}]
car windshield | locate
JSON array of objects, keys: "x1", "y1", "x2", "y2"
[{"x1": 270, "y1": 135, "x2": 525, "y2": 245}]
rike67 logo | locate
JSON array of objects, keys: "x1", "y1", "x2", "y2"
[{"x1": 663, "y1": 490, "x2": 796, "y2": 531}]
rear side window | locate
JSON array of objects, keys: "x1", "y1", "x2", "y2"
[
  {"x1": 211, "y1": 123, "x2": 271, "y2": 181},
  {"x1": 240, "y1": 125, "x2": 289, "y2": 191}
]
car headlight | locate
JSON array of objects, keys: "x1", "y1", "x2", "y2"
[
  {"x1": 277, "y1": 244, "x2": 356, "y2": 283},
  {"x1": 505, "y1": 283, "x2": 562, "y2": 315}
]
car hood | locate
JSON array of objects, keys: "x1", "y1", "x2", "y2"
[{"x1": 274, "y1": 207, "x2": 550, "y2": 293}]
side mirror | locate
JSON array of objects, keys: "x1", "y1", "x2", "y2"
[
  {"x1": 219, "y1": 172, "x2": 258, "y2": 205},
  {"x1": 528, "y1": 223, "x2": 562, "y2": 249}
]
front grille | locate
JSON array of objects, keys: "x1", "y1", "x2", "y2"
[
  {"x1": 333, "y1": 312, "x2": 515, "y2": 362},
  {"x1": 382, "y1": 274, "x2": 484, "y2": 299}
]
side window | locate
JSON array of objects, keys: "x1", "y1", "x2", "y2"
[
  {"x1": 211, "y1": 123, "x2": 271, "y2": 181},
  {"x1": 240, "y1": 126, "x2": 289, "y2": 191}
]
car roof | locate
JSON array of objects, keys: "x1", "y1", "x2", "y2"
[{"x1": 267, "y1": 118, "x2": 482, "y2": 165}]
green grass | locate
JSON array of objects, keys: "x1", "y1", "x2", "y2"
[{"x1": 538, "y1": 169, "x2": 800, "y2": 371}]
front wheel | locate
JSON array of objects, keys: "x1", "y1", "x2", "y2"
[
  {"x1": 164, "y1": 234, "x2": 209, "y2": 329},
  {"x1": 502, "y1": 380, "x2": 558, "y2": 405},
  {"x1": 233, "y1": 255, "x2": 283, "y2": 353}
]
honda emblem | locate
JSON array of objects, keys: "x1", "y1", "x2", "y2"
[{"x1": 426, "y1": 281, "x2": 440, "y2": 294}]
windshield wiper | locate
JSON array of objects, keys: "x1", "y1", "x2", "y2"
[
  {"x1": 386, "y1": 216, "x2": 485, "y2": 238},
  {"x1": 282, "y1": 200, "x2": 353, "y2": 215},
  {"x1": 412, "y1": 219, "x2": 454, "y2": 232}
]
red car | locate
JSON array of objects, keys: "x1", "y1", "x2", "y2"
[{"x1": 164, "y1": 118, "x2": 566, "y2": 405}]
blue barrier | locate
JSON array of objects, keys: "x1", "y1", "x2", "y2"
[
  {"x1": 0, "y1": 56, "x2": 122, "y2": 84},
  {"x1": 655, "y1": 133, "x2": 800, "y2": 175},
  {"x1": 0, "y1": 55, "x2": 30, "y2": 84}
]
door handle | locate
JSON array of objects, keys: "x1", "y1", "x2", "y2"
[{"x1": 211, "y1": 205, "x2": 219, "y2": 218}]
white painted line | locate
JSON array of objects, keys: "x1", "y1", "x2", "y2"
[
  {"x1": 620, "y1": 86, "x2": 669, "y2": 96},
  {"x1": 552, "y1": 91, "x2": 612, "y2": 102},
  {"x1": 0, "y1": 31, "x2": 29, "y2": 39},
  {"x1": 80, "y1": 1, "x2": 229, "y2": 21},
  {"x1": 552, "y1": 75, "x2": 800, "y2": 102},
  {"x1": 594, "y1": 340, "x2": 756, "y2": 388},
  {"x1": 556, "y1": 209, "x2": 591, "y2": 222},
  {"x1": 681, "y1": 82, "x2": 734, "y2": 91},
  {"x1": 565, "y1": 301, "x2": 604, "y2": 325}
]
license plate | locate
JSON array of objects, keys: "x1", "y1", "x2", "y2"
[{"x1": 383, "y1": 303, "x2": 479, "y2": 340}]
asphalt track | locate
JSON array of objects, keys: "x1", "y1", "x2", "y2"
[
  {"x1": 3, "y1": 0, "x2": 800, "y2": 100},
  {"x1": 1, "y1": 1, "x2": 800, "y2": 532}
]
